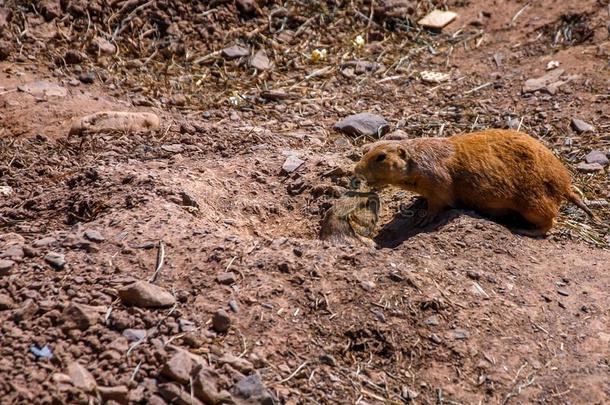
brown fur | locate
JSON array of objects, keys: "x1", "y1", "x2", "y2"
[
  {"x1": 319, "y1": 191, "x2": 380, "y2": 246},
  {"x1": 354, "y1": 129, "x2": 594, "y2": 236}
]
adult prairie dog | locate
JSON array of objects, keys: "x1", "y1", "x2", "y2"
[{"x1": 354, "y1": 129, "x2": 594, "y2": 236}]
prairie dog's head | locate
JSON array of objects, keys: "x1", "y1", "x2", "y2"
[{"x1": 354, "y1": 141, "x2": 412, "y2": 189}]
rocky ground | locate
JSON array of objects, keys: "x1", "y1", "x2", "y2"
[{"x1": 0, "y1": 0, "x2": 609, "y2": 404}]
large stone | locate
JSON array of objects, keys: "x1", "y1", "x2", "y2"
[
  {"x1": 98, "y1": 385, "x2": 129, "y2": 404},
  {"x1": 162, "y1": 351, "x2": 194, "y2": 384},
  {"x1": 0, "y1": 259, "x2": 14, "y2": 276},
  {"x1": 249, "y1": 50, "x2": 272, "y2": 71},
  {"x1": 62, "y1": 302, "x2": 104, "y2": 330},
  {"x1": 232, "y1": 373, "x2": 275, "y2": 405},
  {"x1": 585, "y1": 150, "x2": 609, "y2": 166},
  {"x1": 222, "y1": 45, "x2": 250, "y2": 59},
  {"x1": 67, "y1": 362, "x2": 97, "y2": 392},
  {"x1": 44, "y1": 252, "x2": 65, "y2": 269},
  {"x1": 522, "y1": 69, "x2": 565, "y2": 94},
  {"x1": 571, "y1": 118, "x2": 595, "y2": 133},
  {"x1": 418, "y1": 9, "x2": 457, "y2": 30},
  {"x1": 193, "y1": 366, "x2": 223, "y2": 404},
  {"x1": 18, "y1": 81, "x2": 67, "y2": 98},
  {"x1": 118, "y1": 281, "x2": 176, "y2": 308},
  {"x1": 334, "y1": 113, "x2": 390, "y2": 138},
  {"x1": 0, "y1": 244, "x2": 24, "y2": 261},
  {"x1": 576, "y1": 162, "x2": 604, "y2": 173},
  {"x1": 32, "y1": 236, "x2": 56, "y2": 248},
  {"x1": 69, "y1": 111, "x2": 160, "y2": 136},
  {"x1": 217, "y1": 272, "x2": 237, "y2": 285},
  {"x1": 281, "y1": 155, "x2": 305, "y2": 174},
  {"x1": 84, "y1": 229, "x2": 105, "y2": 242}
]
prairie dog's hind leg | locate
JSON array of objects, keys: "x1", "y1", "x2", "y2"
[{"x1": 513, "y1": 201, "x2": 558, "y2": 237}]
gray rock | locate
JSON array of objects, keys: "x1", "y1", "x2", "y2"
[
  {"x1": 522, "y1": 69, "x2": 565, "y2": 94},
  {"x1": 67, "y1": 362, "x2": 97, "y2": 392},
  {"x1": 0, "y1": 259, "x2": 14, "y2": 275},
  {"x1": 360, "y1": 280, "x2": 376, "y2": 291},
  {"x1": 212, "y1": 309, "x2": 231, "y2": 333},
  {"x1": 576, "y1": 162, "x2": 604, "y2": 173},
  {"x1": 78, "y1": 72, "x2": 95, "y2": 84},
  {"x1": 281, "y1": 155, "x2": 305, "y2": 174},
  {"x1": 228, "y1": 300, "x2": 240, "y2": 313},
  {"x1": 449, "y1": 328, "x2": 469, "y2": 340},
  {"x1": 222, "y1": 45, "x2": 250, "y2": 59},
  {"x1": 217, "y1": 272, "x2": 237, "y2": 285},
  {"x1": 249, "y1": 50, "x2": 272, "y2": 70},
  {"x1": 571, "y1": 118, "x2": 594, "y2": 133},
  {"x1": 585, "y1": 150, "x2": 608, "y2": 166},
  {"x1": 232, "y1": 373, "x2": 275, "y2": 405},
  {"x1": 118, "y1": 281, "x2": 176, "y2": 308},
  {"x1": 122, "y1": 328, "x2": 147, "y2": 341},
  {"x1": 161, "y1": 144, "x2": 184, "y2": 153},
  {"x1": 33, "y1": 236, "x2": 57, "y2": 248},
  {"x1": 44, "y1": 252, "x2": 65, "y2": 269},
  {"x1": 334, "y1": 113, "x2": 390, "y2": 138},
  {"x1": 84, "y1": 229, "x2": 105, "y2": 242}
]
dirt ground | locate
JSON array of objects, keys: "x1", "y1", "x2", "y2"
[{"x1": 1, "y1": 0, "x2": 609, "y2": 404}]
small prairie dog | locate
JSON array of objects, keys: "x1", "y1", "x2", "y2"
[
  {"x1": 354, "y1": 129, "x2": 594, "y2": 236},
  {"x1": 319, "y1": 191, "x2": 380, "y2": 246}
]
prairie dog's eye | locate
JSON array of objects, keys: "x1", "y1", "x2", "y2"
[{"x1": 375, "y1": 153, "x2": 386, "y2": 162}]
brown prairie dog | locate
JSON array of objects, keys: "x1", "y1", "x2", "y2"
[
  {"x1": 319, "y1": 191, "x2": 380, "y2": 246},
  {"x1": 354, "y1": 129, "x2": 594, "y2": 236}
]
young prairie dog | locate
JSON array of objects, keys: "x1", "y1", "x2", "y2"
[
  {"x1": 319, "y1": 191, "x2": 380, "y2": 246},
  {"x1": 354, "y1": 129, "x2": 594, "y2": 236}
]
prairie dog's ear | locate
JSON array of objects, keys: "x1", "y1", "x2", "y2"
[{"x1": 361, "y1": 140, "x2": 395, "y2": 156}]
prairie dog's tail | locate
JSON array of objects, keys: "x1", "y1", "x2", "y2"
[{"x1": 566, "y1": 187, "x2": 595, "y2": 218}]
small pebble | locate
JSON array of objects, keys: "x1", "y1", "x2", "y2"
[{"x1": 212, "y1": 309, "x2": 231, "y2": 333}]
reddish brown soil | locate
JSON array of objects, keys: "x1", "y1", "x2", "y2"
[{"x1": 1, "y1": 0, "x2": 609, "y2": 404}]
